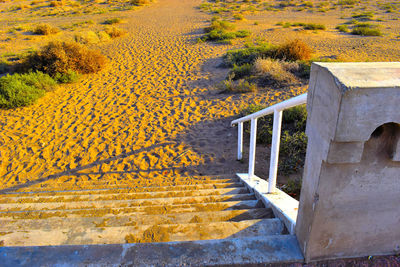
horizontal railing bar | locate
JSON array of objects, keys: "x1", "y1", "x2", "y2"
[{"x1": 231, "y1": 93, "x2": 307, "y2": 126}]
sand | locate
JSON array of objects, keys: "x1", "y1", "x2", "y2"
[
  {"x1": 1, "y1": 0, "x2": 399, "y2": 193},
  {"x1": 0, "y1": 0, "x2": 305, "y2": 192}
]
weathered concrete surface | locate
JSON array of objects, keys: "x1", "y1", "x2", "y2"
[
  {"x1": 0, "y1": 235, "x2": 303, "y2": 267},
  {"x1": 296, "y1": 62, "x2": 400, "y2": 262}
]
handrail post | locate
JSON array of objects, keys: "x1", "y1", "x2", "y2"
[
  {"x1": 237, "y1": 122, "x2": 243, "y2": 160},
  {"x1": 248, "y1": 118, "x2": 257, "y2": 179},
  {"x1": 268, "y1": 110, "x2": 283, "y2": 193}
]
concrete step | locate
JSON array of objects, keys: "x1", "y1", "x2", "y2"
[
  {"x1": 0, "y1": 218, "x2": 284, "y2": 246},
  {"x1": 7, "y1": 176, "x2": 241, "y2": 193},
  {"x1": 0, "y1": 208, "x2": 273, "y2": 231},
  {"x1": 0, "y1": 182, "x2": 244, "y2": 198},
  {"x1": 0, "y1": 200, "x2": 264, "y2": 219},
  {"x1": 0, "y1": 235, "x2": 304, "y2": 266},
  {"x1": 0, "y1": 193, "x2": 257, "y2": 212},
  {"x1": 0, "y1": 187, "x2": 249, "y2": 204}
]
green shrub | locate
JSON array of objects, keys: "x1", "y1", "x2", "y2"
[
  {"x1": 336, "y1": 24, "x2": 349, "y2": 32},
  {"x1": 351, "y1": 23, "x2": 382, "y2": 36},
  {"x1": 230, "y1": 63, "x2": 253, "y2": 80},
  {"x1": 233, "y1": 14, "x2": 244, "y2": 20},
  {"x1": 337, "y1": 0, "x2": 357, "y2": 6},
  {"x1": 103, "y1": 18, "x2": 122, "y2": 25},
  {"x1": 280, "y1": 177, "x2": 302, "y2": 199},
  {"x1": 23, "y1": 41, "x2": 108, "y2": 76},
  {"x1": 33, "y1": 24, "x2": 59, "y2": 35},
  {"x1": 54, "y1": 70, "x2": 80, "y2": 83},
  {"x1": 352, "y1": 11, "x2": 374, "y2": 21},
  {"x1": 205, "y1": 20, "x2": 235, "y2": 33},
  {"x1": 0, "y1": 72, "x2": 57, "y2": 109},
  {"x1": 218, "y1": 78, "x2": 257, "y2": 93},
  {"x1": 130, "y1": 0, "x2": 150, "y2": 6},
  {"x1": 279, "y1": 131, "x2": 307, "y2": 174},
  {"x1": 303, "y1": 23, "x2": 326, "y2": 30}
]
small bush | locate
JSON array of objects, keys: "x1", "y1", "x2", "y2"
[
  {"x1": 0, "y1": 72, "x2": 57, "y2": 109},
  {"x1": 104, "y1": 26, "x2": 126, "y2": 38},
  {"x1": 280, "y1": 177, "x2": 302, "y2": 199},
  {"x1": 351, "y1": 23, "x2": 382, "y2": 36},
  {"x1": 303, "y1": 23, "x2": 326, "y2": 30},
  {"x1": 279, "y1": 131, "x2": 307, "y2": 174},
  {"x1": 352, "y1": 11, "x2": 374, "y2": 21},
  {"x1": 337, "y1": 0, "x2": 357, "y2": 6},
  {"x1": 336, "y1": 24, "x2": 349, "y2": 32},
  {"x1": 54, "y1": 70, "x2": 80, "y2": 83},
  {"x1": 253, "y1": 58, "x2": 298, "y2": 85},
  {"x1": 49, "y1": 1, "x2": 64, "y2": 7},
  {"x1": 275, "y1": 39, "x2": 313, "y2": 61},
  {"x1": 233, "y1": 14, "x2": 244, "y2": 20},
  {"x1": 218, "y1": 78, "x2": 257, "y2": 93},
  {"x1": 33, "y1": 24, "x2": 59, "y2": 35},
  {"x1": 103, "y1": 18, "x2": 122, "y2": 25},
  {"x1": 23, "y1": 41, "x2": 108, "y2": 76},
  {"x1": 205, "y1": 20, "x2": 235, "y2": 33},
  {"x1": 230, "y1": 63, "x2": 253, "y2": 80},
  {"x1": 130, "y1": 0, "x2": 150, "y2": 6}
]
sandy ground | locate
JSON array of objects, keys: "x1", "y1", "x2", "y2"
[
  {"x1": 2, "y1": 0, "x2": 399, "y2": 193},
  {"x1": 0, "y1": 0, "x2": 306, "y2": 192}
]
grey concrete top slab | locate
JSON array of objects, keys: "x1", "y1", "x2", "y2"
[{"x1": 315, "y1": 62, "x2": 400, "y2": 90}]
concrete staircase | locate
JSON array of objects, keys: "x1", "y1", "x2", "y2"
[{"x1": 0, "y1": 176, "x2": 303, "y2": 266}]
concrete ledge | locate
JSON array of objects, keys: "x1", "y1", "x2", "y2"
[
  {"x1": 236, "y1": 173, "x2": 299, "y2": 234},
  {"x1": 0, "y1": 236, "x2": 303, "y2": 267}
]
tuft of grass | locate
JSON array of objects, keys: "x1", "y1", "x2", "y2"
[
  {"x1": 351, "y1": 23, "x2": 382, "y2": 36},
  {"x1": 33, "y1": 24, "x2": 60, "y2": 35},
  {"x1": 0, "y1": 72, "x2": 57, "y2": 109},
  {"x1": 229, "y1": 63, "x2": 253, "y2": 80},
  {"x1": 218, "y1": 77, "x2": 257, "y2": 93},
  {"x1": 253, "y1": 58, "x2": 299, "y2": 86},
  {"x1": 104, "y1": 26, "x2": 126, "y2": 38},
  {"x1": 23, "y1": 41, "x2": 108, "y2": 76}
]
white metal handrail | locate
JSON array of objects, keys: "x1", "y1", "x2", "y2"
[{"x1": 231, "y1": 93, "x2": 308, "y2": 193}]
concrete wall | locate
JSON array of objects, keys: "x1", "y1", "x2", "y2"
[{"x1": 296, "y1": 62, "x2": 400, "y2": 262}]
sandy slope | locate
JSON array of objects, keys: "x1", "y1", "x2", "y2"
[{"x1": 0, "y1": 0, "x2": 305, "y2": 192}]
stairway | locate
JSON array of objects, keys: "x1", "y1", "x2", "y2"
[{"x1": 0, "y1": 176, "x2": 303, "y2": 266}]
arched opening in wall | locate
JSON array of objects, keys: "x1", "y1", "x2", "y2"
[{"x1": 362, "y1": 122, "x2": 400, "y2": 162}]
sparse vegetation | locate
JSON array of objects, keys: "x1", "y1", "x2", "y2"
[{"x1": 201, "y1": 19, "x2": 250, "y2": 43}]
